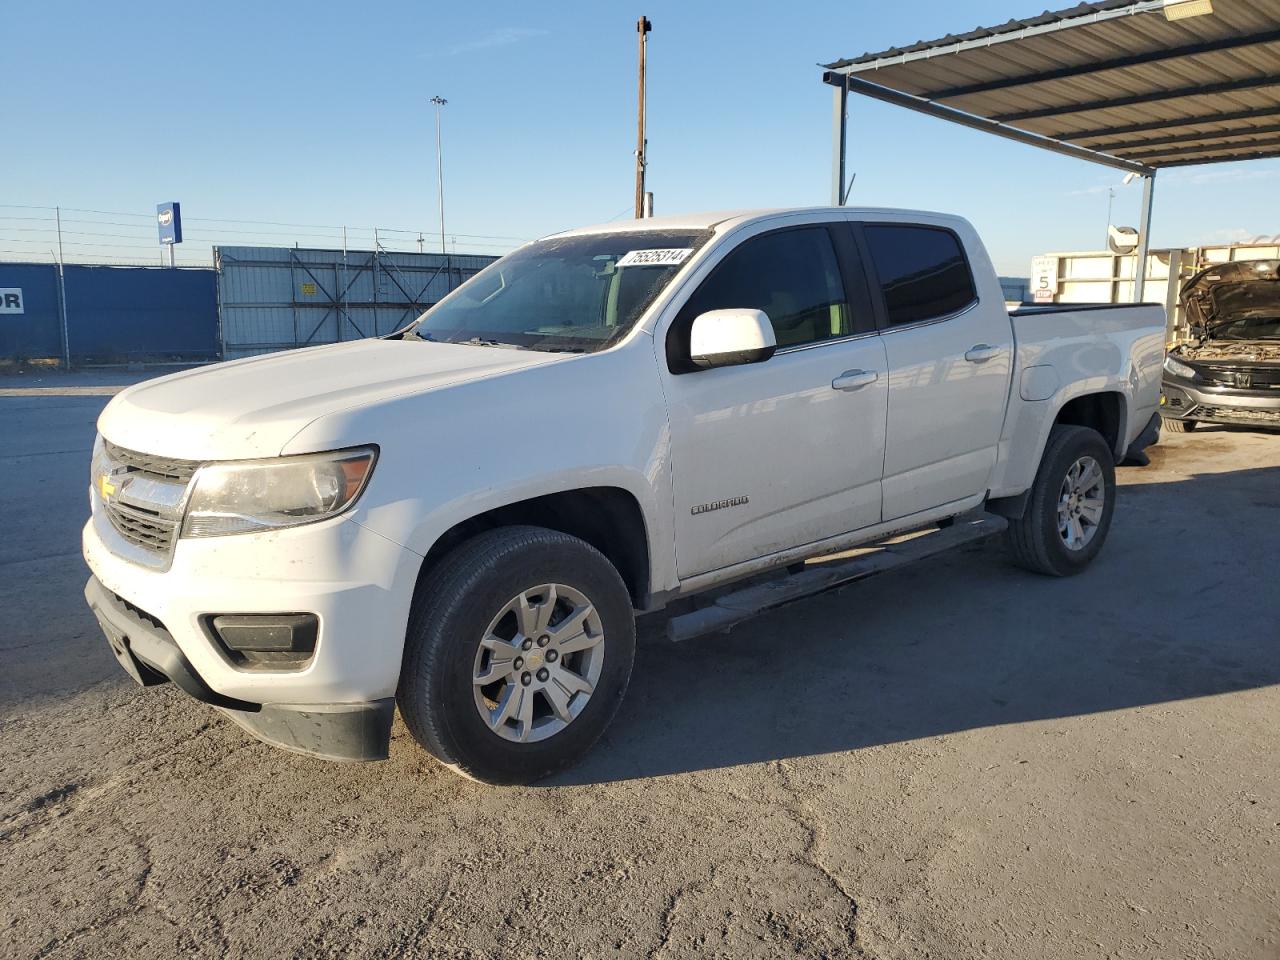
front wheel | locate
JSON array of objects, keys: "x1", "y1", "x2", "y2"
[
  {"x1": 1005, "y1": 425, "x2": 1116, "y2": 577},
  {"x1": 1161, "y1": 416, "x2": 1197, "y2": 433},
  {"x1": 399, "y1": 526, "x2": 636, "y2": 784}
]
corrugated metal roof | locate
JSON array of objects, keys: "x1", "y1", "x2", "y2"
[{"x1": 823, "y1": 0, "x2": 1280, "y2": 169}]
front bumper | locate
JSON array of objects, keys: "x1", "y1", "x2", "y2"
[
  {"x1": 83, "y1": 497, "x2": 422, "y2": 760},
  {"x1": 86, "y1": 576, "x2": 393, "y2": 760},
  {"x1": 1161, "y1": 376, "x2": 1280, "y2": 427}
]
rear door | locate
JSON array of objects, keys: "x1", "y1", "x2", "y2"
[
  {"x1": 859, "y1": 222, "x2": 1012, "y2": 521},
  {"x1": 659, "y1": 220, "x2": 888, "y2": 578}
]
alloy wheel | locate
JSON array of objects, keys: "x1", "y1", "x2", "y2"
[
  {"x1": 471, "y1": 583, "x2": 605, "y2": 743},
  {"x1": 1057, "y1": 455, "x2": 1106, "y2": 551}
]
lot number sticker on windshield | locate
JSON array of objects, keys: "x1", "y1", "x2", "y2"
[{"x1": 616, "y1": 248, "x2": 694, "y2": 268}]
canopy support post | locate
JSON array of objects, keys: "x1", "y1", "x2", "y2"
[
  {"x1": 831, "y1": 78, "x2": 847, "y2": 206},
  {"x1": 1134, "y1": 172, "x2": 1156, "y2": 303}
]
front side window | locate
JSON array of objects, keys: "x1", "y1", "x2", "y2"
[
  {"x1": 407, "y1": 229, "x2": 710, "y2": 353},
  {"x1": 864, "y1": 225, "x2": 976, "y2": 327},
  {"x1": 674, "y1": 227, "x2": 851, "y2": 359}
]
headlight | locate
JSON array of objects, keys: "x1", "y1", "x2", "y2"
[
  {"x1": 1163, "y1": 355, "x2": 1197, "y2": 379},
  {"x1": 182, "y1": 447, "x2": 377, "y2": 538},
  {"x1": 89, "y1": 434, "x2": 106, "y2": 506}
]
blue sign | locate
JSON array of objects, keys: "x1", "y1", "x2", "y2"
[{"x1": 156, "y1": 202, "x2": 182, "y2": 245}]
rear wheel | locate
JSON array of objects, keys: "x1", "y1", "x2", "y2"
[
  {"x1": 399, "y1": 526, "x2": 636, "y2": 784},
  {"x1": 1005, "y1": 425, "x2": 1116, "y2": 577},
  {"x1": 1161, "y1": 416, "x2": 1197, "y2": 433}
]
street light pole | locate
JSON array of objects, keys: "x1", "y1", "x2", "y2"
[
  {"x1": 634, "y1": 17, "x2": 651, "y2": 219},
  {"x1": 430, "y1": 95, "x2": 448, "y2": 254}
]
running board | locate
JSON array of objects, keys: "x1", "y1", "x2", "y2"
[{"x1": 665, "y1": 512, "x2": 1008, "y2": 643}]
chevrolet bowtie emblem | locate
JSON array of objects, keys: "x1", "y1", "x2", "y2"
[{"x1": 99, "y1": 474, "x2": 117, "y2": 499}]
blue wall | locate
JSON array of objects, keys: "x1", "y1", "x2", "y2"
[
  {"x1": 0, "y1": 263, "x2": 219, "y2": 362},
  {"x1": 64, "y1": 266, "x2": 218, "y2": 361},
  {"x1": 0, "y1": 263, "x2": 63, "y2": 359}
]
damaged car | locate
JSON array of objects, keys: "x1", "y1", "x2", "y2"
[{"x1": 1162, "y1": 259, "x2": 1280, "y2": 432}]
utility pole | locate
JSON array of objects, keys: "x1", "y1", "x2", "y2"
[
  {"x1": 430, "y1": 95, "x2": 448, "y2": 253},
  {"x1": 634, "y1": 16, "x2": 651, "y2": 219}
]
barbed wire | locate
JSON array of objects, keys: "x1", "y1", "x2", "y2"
[{"x1": 0, "y1": 202, "x2": 531, "y2": 266}]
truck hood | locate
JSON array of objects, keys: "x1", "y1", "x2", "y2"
[
  {"x1": 98, "y1": 338, "x2": 562, "y2": 460},
  {"x1": 1181, "y1": 260, "x2": 1280, "y2": 338}
]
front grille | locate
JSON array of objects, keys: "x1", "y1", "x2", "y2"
[
  {"x1": 1201, "y1": 365, "x2": 1280, "y2": 390},
  {"x1": 98, "y1": 442, "x2": 199, "y2": 562},
  {"x1": 1199, "y1": 406, "x2": 1280, "y2": 425},
  {"x1": 105, "y1": 500, "x2": 180, "y2": 554},
  {"x1": 103, "y1": 440, "x2": 200, "y2": 483}
]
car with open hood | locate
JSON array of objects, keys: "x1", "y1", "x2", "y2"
[{"x1": 1162, "y1": 259, "x2": 1280, "y2": 432}]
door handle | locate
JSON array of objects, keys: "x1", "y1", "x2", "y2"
[
  {"x1": 964, "y1": 344, "x2": 1001, "y2": 363},
  {"x1": 832, "y1": 369, "x2": 879, "y2": 392}
]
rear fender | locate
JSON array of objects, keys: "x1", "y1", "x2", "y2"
[{"x1": 989, "y1": 384, "x2": 1129, "y2": 500}]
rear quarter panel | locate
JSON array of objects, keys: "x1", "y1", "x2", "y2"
[{"x1": 988, "y1": 305, "x2": 1165, "y2": 498}]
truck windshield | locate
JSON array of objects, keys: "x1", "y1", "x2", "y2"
[{"x1": 406, "y1": 229, "x2": 711, "y2": 352}]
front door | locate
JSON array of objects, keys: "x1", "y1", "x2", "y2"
[{"x1": 660, "y1": 223, "x2": 889, "y2": 579}]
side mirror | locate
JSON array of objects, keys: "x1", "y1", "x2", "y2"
[{"x1": 689, "y1": 309, "x2": 776, "y2": 369}]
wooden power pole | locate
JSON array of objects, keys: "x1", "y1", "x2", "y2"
[{"x1": 634, "y1": 16, "x2": 651, "y2": 219}]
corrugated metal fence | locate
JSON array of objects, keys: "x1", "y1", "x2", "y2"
[
  {"x1": 1, "y1": 246, "x2": 498, "y2": 363},
  {"x1": 216, "y1": 247, "x2": 496, "y2": 359},
  {"x1": 0, "y1": 263, "x2": 218, "y2": 363}
]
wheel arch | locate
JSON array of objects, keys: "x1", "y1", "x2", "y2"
[
  {"x1": 413, "y1": 486, "x2": 653, "y2": 610},
  {"x1": 989, "y1": 388, "x2": 1127, "y2": 519},
  {"x1": 1052, "y1": 389, "x2": 1127, "y2": 457}
]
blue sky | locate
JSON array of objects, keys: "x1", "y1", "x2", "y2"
[{"x1": 3, "y1": 0, "x2": 1278, "y2": 274}]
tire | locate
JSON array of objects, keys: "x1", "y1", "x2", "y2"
[
  {"x1": 1161, "y1": 416, "x2": 1197, "y2": 433},
  {"x1": 1005, "y1": 425, "x2": 1116, "y2": 577},
  {"x1": 399, "y1": 526, "x2": 636, "y2": 785}
]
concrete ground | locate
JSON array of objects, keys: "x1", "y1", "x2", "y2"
[{"x1": 2, "y1": 375, "x2": 1277, "y2": 960}]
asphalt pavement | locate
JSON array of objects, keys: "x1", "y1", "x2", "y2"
[{"x1": 2, "y1": 373, "x2": 1277, "y2": 959}]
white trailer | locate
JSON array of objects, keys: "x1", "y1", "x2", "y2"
[{"x1": 1031, "y1": 238, "x2": 1280, "y2": 343}]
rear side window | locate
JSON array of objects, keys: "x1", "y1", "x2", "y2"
[{"x1": 864, "y1": 225, "x2": 976, "y2": 326}]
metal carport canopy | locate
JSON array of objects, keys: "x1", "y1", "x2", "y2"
[{"x1": 821, "y1": 0, "x2": 1280, "y2": 300}]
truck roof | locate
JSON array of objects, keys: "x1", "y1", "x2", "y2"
[{"x1": 541, "y1": 206, "x2": 969, "y2": 241}]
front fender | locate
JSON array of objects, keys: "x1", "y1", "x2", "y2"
[
  {"x1": 388, "y1": 465, "x2": 668, "y2": 581},
  {"x1": 284, "y1": 341, "x2": 679, "y2": 598}
]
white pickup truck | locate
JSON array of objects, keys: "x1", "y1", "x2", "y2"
[{"x1": 84, "y1": 207, "x2": 1165, "y2": 783}]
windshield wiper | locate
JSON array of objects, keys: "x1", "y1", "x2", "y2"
[{"x1": 462, "y1": 337, "x2": 527, "y2": 350}]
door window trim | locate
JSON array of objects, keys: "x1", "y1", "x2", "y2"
[
  {"x1": 855, "y1": 222, "x2": 980, "y2": 334},
  {"x1": 874, "y1": 299, "x2": 980, "y2": 336},
  {"x1": 775, "y1": 328, "x2": 881, "y2": 355}
]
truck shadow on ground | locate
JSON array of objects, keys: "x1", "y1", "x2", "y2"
[{"x1": 553, "y1": 462, "x2": 1280, "y2": 785}]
